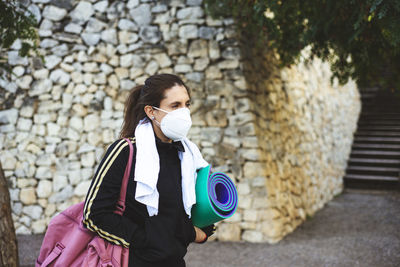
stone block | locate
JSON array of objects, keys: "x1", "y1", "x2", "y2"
[
  {"x1": 243, "y1": 162, "x2": 266, "y2": 178},
  {"x1": 32, "y1": 219, "x2": 47, "y2": 234},
  {"x1": 243, "y1": 209, "x2": 258, "y2": 222},
  {"x1": 82, "y1": 33, "x2": 100, "y2": 46},
  {"x1": 194, "y1": 57, "x2": 209, "y2": 71},
  {"x1": 145, "y1": 60, "x2": 159, "y2": 75},
  {"x1": 216, "y1": 223, "x2": 241, "y2": 241},
  {"x1": 70, "y1": 1, "x2": 94, "y2": 24},
  {"x1": 208, "y1": 40, "x2": 220, "y2": 59},
  {"x1": 242, "y1": 230, "x2": 263, "y2": 242},
  {"x1": 8, "y1": 51, "x2": 29, "y2": 66},
  {"x1": 17, "y1": 118, "x2": 32, "y2": 132},
  {"x1": 53, "y1": 173, "x2": 68, "y2": 192},
  {"x1": 35, "y1": 166, "x2": 52, "y2": 179},
  {"x1": 130, "y1": 4, "x2": 151, "y2": 25},
  {"x1": 20, "y1": 188, "x2": 37, "y2": 205},
  {"x1": 237, "y1": 182, "x2": 251, "y2": 195},
  {"x1": 238, "y1": 196, "x2": 252, "y2": 209},
  {"x1": 17, "y1": 178, "x2": 37, "y2": 188},
  {"x1": 81, "y1": 152, "x2": 95, "y2": 167},
  {"x1": 43, "y1": 5, "x2": 67, "y2": 21},
  {"x1": 65, "y1": 23, "x2": 82, "y2": 34},
  {"x1": 84, "y1": 114, "x2": 100, "y2": 132},
  {"x1": 101, "y1": 29, "x2": 118, "y2": 45},
  {"x1": 199, "y1": 26, "x2": 216, "y2": 40},
  {"x1": 118, "y1": 19, "x2": 137, "y2": 31},
  {"x1": 16, "y1": 225, "x2": 31, "y2": 235},
  {"x1": 218, "y1": 59, "x2": 239, "y2": 69},
  {"x1": 37, "y1": 180, "x2": 53, "y2": 198},
  {"x1": 205, "y1": 110, "x2": 228, "y2": 127},
  {"x1": 86, "y1": 18, "x2": 107, "y2": 33},
  {"x1": 188, "y1": 40, "x2": 208, "y2": 58},
  {"x1": 74, "y1": 180, "x2": 91, "y2": 196},
  {"x1": 177, "y1": 7, "x2": 204, "y2": 20},
  {"x1": 205, "y1": 65, "x2": 222, "y2": 79},
  {"x1": 44, "y1": 55, "x2": 62, "y2": 70},
  {"x1": 252, "y1": 197, "x2": 269, "y2": 209},
  {"x1": 261, "y1": 220, "x2": 284, "y2": 239},
  {"x1": 22, "y1": 205, "x2": 43, "y2": 220},
  {"x1": 16, "y1": 75, "x2": 33, "y2": 89},
  {"x1": 139, "y1": 26, "x2": 161, "y2": 44},
  {"x1": 179, "y1": 25, "x2": 198, "y2": 39},
  {"x1": 49, "y1": 185, "x2": 74, "y2": 203}
]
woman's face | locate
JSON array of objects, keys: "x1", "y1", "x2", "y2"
[
  {"x1": 146, "y1": 84, "x2": 191, "y2": 142},
  {"x1": 155, "y1": 85, "x2": 191, "y2": 120}
]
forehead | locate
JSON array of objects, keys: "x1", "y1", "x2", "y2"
[{"x1": 162, "y1": 85, "x2": 190, "y2": 103}]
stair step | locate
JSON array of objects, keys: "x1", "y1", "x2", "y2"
[
  {"x1": 359, "y1": 115, "x2": 400, "y2": 119},
  {"x1": 347, "y1": 90, "x2": 400, "y2": 189},
  {"x1": 344, "y1": 174, "x2": 398, "y2": 182},
  {"x1": 348, "y1": 158, "x2": 400, "y2": 165},
  {"x1": 359, "y1": 87, "x2": 380, "y2": 93},
  {"x1": 357, "y1": 125, "x2": 400, "y2": 131},
  {"x1": 363, "y1": 108, "x2": 400, "y2": 113},
  {"x1": 346, "y1": 166, "x2": 400, "y2": 176},
  {"x1": 347, "y1": 165, "x2": 400, "y2": 172},
  {"x1": 356, "y1": 126, "x2": 400, "y2": 131},
  {"x1": 358, "y1": 118, "x2": 400, "y2": 123},
  {"x1": 355, "y1": 131, "x2": 400, "y2": 137},
  {"x1": 359, "y1": 114, "x2": 400, "y2": 118},
  {"x1": 361, "y1": 112, "x2": 400, "y2": 117},
  {"x1": 351, "y1": 150, "x2": 400, "y2": 159},
  {"x1": 344, "y1": 174, "x2": 399, "y2": 190},
  {"x1": 358, "y1": 117, "x2": 400, "y2": 124},
  {"x1": 351, "y1": 150, "x2": 400, "y2": 156},
  {"x1": 353, "y1": 136, "x2": 400, "y2": 143},
  {"x1": 361, "y1": 93, "x2": 376, "y2": 99},
  {"x1": 358, "y1": 121, "x2": 400, "y2": 126},
  {"x1": 352, "y1": 143, "x2": 400, "y2": 150}
]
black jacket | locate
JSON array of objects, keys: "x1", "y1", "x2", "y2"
[{"x1": 83, "y1": 137, "x2": 196, "y2": 267}]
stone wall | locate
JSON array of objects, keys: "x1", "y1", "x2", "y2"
[
  {"x1": 236, "y1": 46, "x2": 361, "y2": 242},
  {"x1": 0, "y1": 0, "x2": 360, "y2": 243}
]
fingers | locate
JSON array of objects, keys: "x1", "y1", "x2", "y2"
[
  {"x1": 212, "y1": 225, "x2": 216, "y2": 235},
  {"x1": 200, "y1": 224, "x2": 217, "y2": 237},
  {"x1": 194, "y1": 226, "x2": 207, "y2": 243}
]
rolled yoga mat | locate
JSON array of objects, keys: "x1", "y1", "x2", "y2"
[{"x1": 191, "y1": 165, "x2": 238, "y2": 228}]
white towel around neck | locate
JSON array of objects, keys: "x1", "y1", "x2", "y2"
[{"x1": 134, "y1": 119, "x2": 208, "y2": 217}]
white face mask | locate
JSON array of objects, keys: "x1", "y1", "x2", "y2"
[{"x1": 152, "y1": 106, "x2": 192, "y2": 141}]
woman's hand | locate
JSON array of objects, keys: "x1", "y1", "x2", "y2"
[{"x1": 194, "y1": 226, "x2": 207, "y2": 243}]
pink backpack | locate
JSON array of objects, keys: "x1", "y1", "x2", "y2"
[{"x1": 36, "y1": 138, "x2": 133, "y2": 267}]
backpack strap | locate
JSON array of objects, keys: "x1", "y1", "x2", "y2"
[{"x1": 114, "y1": 138, "x2": 135, "y2": 216}]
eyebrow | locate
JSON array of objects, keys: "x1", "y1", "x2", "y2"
[{"x1": 169, "y1": 99, "x2": 191, "y2": 105}]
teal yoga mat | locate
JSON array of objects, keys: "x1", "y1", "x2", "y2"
[{"x1": 191, "y1": 165, "x2": 238, "y2": 228}]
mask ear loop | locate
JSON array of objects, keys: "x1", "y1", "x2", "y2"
[
  {"x1": 152, "y1": 106, "x2": 169, "y2": 114},
  {"x1": 150, "y1": 108, "x2": 162, "y2": 126}
]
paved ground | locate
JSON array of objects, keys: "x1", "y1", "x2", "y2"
[{"x1": 19, "y1": 188, "x2": 400, "y2": 267}]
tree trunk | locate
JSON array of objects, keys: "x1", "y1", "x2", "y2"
[{"x1": 0, "y1": 162, "x2": 19, "y2": 267}]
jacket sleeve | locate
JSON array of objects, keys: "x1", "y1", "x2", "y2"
[{"x1": 82, "y1": 138, "x2": 145, "y2": 248}]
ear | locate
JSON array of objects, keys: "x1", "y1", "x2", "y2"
[{"x1": 144, "y1": 105, "x2": 155, "y2": 120}]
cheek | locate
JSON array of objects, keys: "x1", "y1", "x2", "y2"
[{"x1": 155, "y1": 111, "x2": 167, "y2": 122}]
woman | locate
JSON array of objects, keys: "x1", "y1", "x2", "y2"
[{"x1": 83, "y1": 74, "x2": 215, "y2": 267}]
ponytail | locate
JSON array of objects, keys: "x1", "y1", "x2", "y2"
[{"x1": 119, "y1": 85, "x2": 145, "y2": 138}]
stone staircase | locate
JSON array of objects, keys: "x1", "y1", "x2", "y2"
[{"x1": 344, "y1": 87, "x2": 400, "y2": 189}]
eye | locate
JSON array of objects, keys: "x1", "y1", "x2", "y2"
[{"x1": 186, "y1": 102, "x2": 191, "y2": 108}]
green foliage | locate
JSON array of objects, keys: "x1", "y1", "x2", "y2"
[
  {"x1": 204, "y1": 0, "x2": 400, "y2": 88},
  {"x1": 0, "y1": 0, "x2": 39, "y2": 73}
]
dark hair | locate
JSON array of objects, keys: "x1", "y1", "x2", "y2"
[{"x1": 119, "y1": 73, "x2": 190, "y2": 138}]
